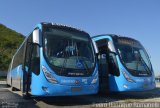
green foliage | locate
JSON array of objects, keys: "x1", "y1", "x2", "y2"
[{"x1": 0, "y1": 24, "x2": 25, "y2": 71}]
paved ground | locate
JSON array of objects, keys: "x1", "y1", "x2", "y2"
[{"x1": 0, "y1": 82, "x2": 160, "y2": 108}]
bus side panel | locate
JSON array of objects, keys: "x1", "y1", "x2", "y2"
[
  {"x1": 11, "y1": 65, "x2": 23, "y2": 90},
  {"x1": 108, "y1": 57, "x2": 125, "y2": 92},
  {"x1": 7, "y1": 71, "x2": 12, "y2": 86},
  {"x1": 30, "y1": 68, "x2": 46, "y2": 95}
]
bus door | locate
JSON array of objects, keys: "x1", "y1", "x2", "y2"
[
  {"x1": 23, "y1": 35, "x2": 33, "y2": 94},
  {"x1": 96, "y1": 39, "x2": 110, "y2": 93},
  {"x1": 23, "y1": 33, "x2": 40, "y2": 95}
]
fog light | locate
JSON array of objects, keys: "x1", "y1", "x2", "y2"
[
  {"x1": 42, "y1": 86, "x2": 49, "y2": 93},
  {"x1": 123, "y1": 84, "x2": 128, "y2": 89}
]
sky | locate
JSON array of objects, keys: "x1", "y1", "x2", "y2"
[{"x1": 0, "y1": 0, "x2": 160, "y2": 76}]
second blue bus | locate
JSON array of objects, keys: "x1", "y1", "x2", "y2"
[{"x1": 92, "y1": 34, "x2": 155, "y2": 93}]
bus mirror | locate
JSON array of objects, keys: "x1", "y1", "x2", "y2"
[
  {"x1": 33, "y1": 29, "x2": 40, "y2": 44},
  {"x1": 92, "y1": 39, "x2": 99, "y2": 54},
  {"x1": 108, "y1": 40, "x2": 116, "y2": 54}
]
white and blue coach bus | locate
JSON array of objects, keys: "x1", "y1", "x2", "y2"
[
  {"x1": 92, "y1": 34, "x2": 155, "y2": 93},
  {"x1": 7, "y1": 23, "x2": 99, "y2": 97}
]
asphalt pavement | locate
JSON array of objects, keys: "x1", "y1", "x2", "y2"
[{"x1": 0, "y1": 81, "x2": 160, "y2": 108}]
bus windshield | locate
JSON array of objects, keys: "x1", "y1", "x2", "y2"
[
  {"x1": 115, "y1": 38, "x2": 152, "y2": 76},
  {"x1": 43, "y1": 27, "x2": 95, "y2": 76}
]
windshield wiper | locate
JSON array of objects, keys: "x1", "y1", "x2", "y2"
[
  {"x1": 75, "y1": 42, "x2": 90, "y2": 74},
  {"x1": 81, "y1": 58, "x2": 90, "y2": 74},
  {"x1": 60, "y1": 49, "x2": 68, "y2": 74},
  {"x1": 60, "y1": 39, "x2": 73, "y2": 74}
]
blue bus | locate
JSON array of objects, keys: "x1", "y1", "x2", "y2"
[
  {"x1": 92, "y1": 34, "x2": 155, "y2": 93},
  {"x1": 7, "y1": 22, "x2": 99, "y2": 97}
]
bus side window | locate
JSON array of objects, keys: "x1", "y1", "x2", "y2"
[
  {"x1": 24, "y1": 38, "x2": 32, "y2": 72},
  {"x1": 24, "y1": 33, "x2": 40, "y2": 75},
  {"x1": 108, "y1": 53, "x2": 120, "y2": 76},
  {"x1": 30, "y1": 45, "x2": 40, "y2": 75}
]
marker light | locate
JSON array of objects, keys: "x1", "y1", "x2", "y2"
[
  {"x1": 42, "y1": 66, "x2": 58, "y2": 83},
  {"x1": 123, "y1": 72, "x2": 135, "y2": 83},
  {"x1": 42, "y1": 86, "x2": 49, "y2": 93}
]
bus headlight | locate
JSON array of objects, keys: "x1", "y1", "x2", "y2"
[
  {"x1": 42, "y1": 66, "x2": 58, "y2": 84},
  {"x1": 123, "y1": 72, "x2": 135, "y2": 83},
  {"x1": 91, "y1": 72, "x2": 98, "y2": 84}
]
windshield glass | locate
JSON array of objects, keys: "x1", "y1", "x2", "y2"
[
  {"x1": 43, "y1": 27, "x2": 95, "y2": 76},
  {"x1": 115, "y1": 38, "x2": 152, "y2": 76}
]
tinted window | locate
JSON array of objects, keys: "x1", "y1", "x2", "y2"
[
  {"x1": 115, "y1": 38, "x2": 152, "y2": 76},
  {"x1": 43, "y1": 27, "x2": 95, "y2": 76},
  {"x1": 30, "y1": 45, "x2": 40, "y2": 75},
  {"x1": 12, "y1": 39, "x2": 26, "y2": 69},
  {"x1": 24, "y1": 34, "x2": 32, "y2": 71}
]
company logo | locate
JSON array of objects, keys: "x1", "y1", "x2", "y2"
[
  {"x1": 61, "y1": 79, "x2": 74, "y2": 83},
  {"x1": 76, "y1": 60, "x2": 83, "y2": 68},
  {"x1": 75, "y1": 80, "x2": 79, "y2": 84}
]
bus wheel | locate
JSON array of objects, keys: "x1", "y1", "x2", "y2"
[
  {"x1": 11, "y1": 87, "x2": 17, "y2": 91},
  {"x1": 6, "y1": 84, "x2": 11, "y2": 87}
]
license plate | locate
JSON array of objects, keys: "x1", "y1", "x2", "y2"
[{"x1": 71, "y1": 87, "x2": 82, "y2": 92}]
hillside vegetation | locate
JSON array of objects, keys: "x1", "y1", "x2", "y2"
[{"x1": 0, "y1": 24, "x2": 25, "y2": 71}]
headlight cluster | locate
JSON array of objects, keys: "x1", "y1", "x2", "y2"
[
  {"x1": 42, "y1": 66, "x2": 58, "y2": 84},
  {"x1": 123, "y1": 72, "x2": 135, "y2": 83}
]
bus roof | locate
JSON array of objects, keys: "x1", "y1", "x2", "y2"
[
  {"x1": 92, "y1": 34, "x2": 139, "y2": 43},
  {"x1": 37, "y1": 22, "x2": 89, "y2": 36}
]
